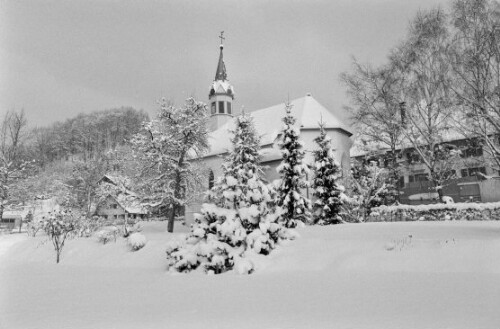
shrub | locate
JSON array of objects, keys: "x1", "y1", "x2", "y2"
[
  {"x1": 127, "y1": 232, "x2": 146, "y2": 251},
  {"x1": 96, "y1": 227, "x2": 119, "y2": 244},
  {"x1": 368, "y1": 202, "x2": 500, "y2": 222},
  {"x1": 78, "y1": 216, "x2": 104, "y2": 238},
  {"x1": 43, "y1": 210, "x2": 78, "y2": 263}
]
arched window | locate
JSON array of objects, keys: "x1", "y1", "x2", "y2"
[{"x1": 208, "y1": 170, "x2": 214, "y2": 190}]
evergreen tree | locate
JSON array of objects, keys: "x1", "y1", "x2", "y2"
[
  {"x1": 166, "y1": 113, "x2": 294, "y2": 274},
  {"x1": 276, "y1": 103, "x2": 311, "y2": 228},
  {"x1": 311, "y1": 122, "x2": 344, "y2": 225}
]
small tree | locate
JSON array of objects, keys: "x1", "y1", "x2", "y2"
[
  {"x1": 276, "y1": 103, "x2": 311, "y2": 228},
  {"x1": 348, "y1": 160, "x2": 390, "y2": 222},
  {"x1": 43, "y1": 209, "x2": 78, "y2": 263},
  {"x1": 311, "y1": 122, "x2": 345, "y2": 225},
  {"x1": 132, "y1": 98, "x2": 209, "y2": 233},
  {"x1": 166, "y1": 113, "x2": 292, "y2": 274}
]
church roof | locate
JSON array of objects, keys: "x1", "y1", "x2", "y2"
[
  {"x1": 215, "y1": 45, "x2": 227, "y2": 81},
  {"x1": 206, "y1": 94, "x2": 352, "y2": 156}
]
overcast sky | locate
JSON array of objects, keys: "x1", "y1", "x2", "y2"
[{"x1": 0, "y1": 0, "x2": 450, "y2": 127}]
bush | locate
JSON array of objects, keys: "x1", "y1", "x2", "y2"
[
  {"x1": 96, "y1": 227, "x2": 119, "y2": 244},
  {"x1": 78, "y1": 216, "x2": 104, "y2": 238},
  {"x1": 368, "y1": 202, "x2": 500, "y2": 222},
  {"x1": 127, "y1": 232, "x2": 146, "y2": 251}
]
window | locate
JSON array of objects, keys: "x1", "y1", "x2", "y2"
[
  {"x1": 398, "y1": 176, "x2": 405, "y2": 188},
  {"x1": 461, "y1": 167, "x2": 486, "y2": 177},
  {"x1": 409, "y1": 173, "x2": 428, "y2": 183},
  {"x1": 218, "y1": 101, "x2": 225, "y2": 114},
  {"x1": 227, "y1": 102, "x2": 232, "y2": 114},
  {"x1": 114, "y1": 215, "x2": 117, "y2": 219},
  {"x1": 462, "y1": 145, "x2": 483, "y2": 158},
  {"x1": 111, "y1": 204, "x2": 118, "y2": 209},
  {"x1": 211, "y1": 102, "x2": 216, "y2": 115},
  {"x1": 406, "y1": 152, "x2": 422, "y2": 164}
]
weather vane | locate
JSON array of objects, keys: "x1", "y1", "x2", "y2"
[{"x1": 219, "y1": 31, "x2": 225, "y2": 45}]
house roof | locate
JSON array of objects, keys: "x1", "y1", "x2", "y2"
[
  {"x1": 98, "y1": 174, "x2": 136, "y2": 196},
  {"x1": 206, "y1": 94, "x2": 352, "y2": 157},
  {"x1": 350, "y1": 128, "x2": 473, "y2": 158},
  {"x1": 2, "y1": 211, "x2": 23, "y2": 219},
  {"x1": 116, "y1": 194, "x2": 148, "y2": 214},
  {"x1": 101, "y1": 194, "x2": 147, "y2": 215}
]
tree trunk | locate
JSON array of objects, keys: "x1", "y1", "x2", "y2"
[
  {"x1": 123, "y1": 212, "x2": 129, "y2": 236},
  {"x1": 436, "y1": 185, "x2": 444, "y2": 203},
  {"x1": 167, "y1": 205, "x2": 176, "y2": 233}
]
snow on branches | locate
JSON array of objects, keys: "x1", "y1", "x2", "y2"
[
  {"x1": 311, "y1": 122, "x2": 345, "y2": 225},
  {"x1": 131, "y1": 98, "x2": 209, "y2": 232},
  {"x1": 276, "y1": 103, "x2": 311, "y2": 228},
  {"x1": 43, "y1": 209, "x2": 79, "y2": 263},
  {"x1": 166, "y1": 113, "x2": 296, "y2": 275},
  {"x1": 348, "y1": 160, "x2": 390, "y2": 222}
]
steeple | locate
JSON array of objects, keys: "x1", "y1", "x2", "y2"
[
  {"x1": 215, "y1": 33, "x2": 227, "y2": 81},
  {"x1": 208, "y1": 31, "x2": 235, "y2": 132}
]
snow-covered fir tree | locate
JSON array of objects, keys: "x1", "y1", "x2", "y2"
[
  {"x1": 311, "y1": 122, "x2": 345, "y2": 225},
  {"x1": 166, "y1": 112, "x2": 295, "y2": 274},
  {"x1": 276, "y1": 103, "x2": 311, "y2": 228}
]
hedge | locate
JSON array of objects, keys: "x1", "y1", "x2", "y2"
[{"x1": 368, "y1": 202, "x2": 500, "y2": 222}]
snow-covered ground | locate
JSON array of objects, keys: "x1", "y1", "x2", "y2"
[{"x1": 1, "y1": 221, "x2": 500, "y2": 329}]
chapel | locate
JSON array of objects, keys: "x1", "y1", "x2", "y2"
[{"x1": 185, "y1": 36, "x2": 353, "y2": 222}]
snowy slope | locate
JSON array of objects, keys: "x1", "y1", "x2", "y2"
[{"x1": 1, "y1": 221, "x2": 500, "y2": 329}]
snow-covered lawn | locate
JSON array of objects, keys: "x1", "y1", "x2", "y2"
[{"x1": 1, "y1": 221, "x2": 500, "y2": 329}]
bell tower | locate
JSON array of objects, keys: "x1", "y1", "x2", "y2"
[{"x1": 208, "y1": 31, "x2": 234, "y2": 131}]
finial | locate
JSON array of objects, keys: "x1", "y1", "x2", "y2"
[{"x1": 219, "y1": 31, "x2": 225, "y2": 48}]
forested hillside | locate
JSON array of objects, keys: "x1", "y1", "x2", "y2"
[{"x1": 27, "y1": 107, "x2": 149, "y2": 166}]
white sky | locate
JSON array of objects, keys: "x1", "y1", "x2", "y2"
[{"x1": 0, "y1": 0, "x2": 449, "y2": 127}]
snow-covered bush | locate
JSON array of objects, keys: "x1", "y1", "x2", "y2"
[
  {"x1": 43, "y1": 209, "x2": 78, "y2": 263},
  {"x1": 166, "y1": 113, "x2": 295, "y2": 274},
  {"x1": 343, "y1": 160, "x2": 391, "y2": 222},
  {"x1": 26, "y1": 219, "x2": 43, "y2": 237},
  {"x1": 276, "y1": 103, "x2": 311, "y2": 227},
  {"x1": 127, "y1": 232, "x2": 147, "y2": 251},
  {"x1": 96, "y1": 228, "x2": 118, "y2": 244},
  {"x1": 311, "y1": 122, "x2": 345, "y2": 225},
  {"x1": 369, "y1": 202, "x2": 500, "y2": 222},
  {"x1": 78, "y1": 215, "x2": 104, "y2": 238}
]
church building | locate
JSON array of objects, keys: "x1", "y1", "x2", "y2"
[{"x1": 186, "y1": 37, "x2": 353, "y2": 222}]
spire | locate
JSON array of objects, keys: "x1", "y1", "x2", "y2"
[{"x1": 215, "y1": 31, "x2": 227, "y2": 81}]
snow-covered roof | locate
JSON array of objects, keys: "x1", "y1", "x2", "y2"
[
  {"x1": 210, "y1": 80, "x2": 234, "y2": 95},
  {"x1": 350, "y1": 128, "x2": 472, "y2": 158},
  {"x1": 99, "y1": 174, "x2": 136, "y2": 196},
  {"x1": 206, "y1": 94, "x2": 352, "y2": 157},
  {"x1": 114, "y1": 194, "x2": 148, "y2": 215}
]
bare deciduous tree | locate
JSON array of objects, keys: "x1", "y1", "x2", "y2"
[
  {"x1": 448, "y1": 0, "x2": 500, "y2": 170},
  {"x1": 392, "y1": 9, "x2": 461, "y2": 202}
]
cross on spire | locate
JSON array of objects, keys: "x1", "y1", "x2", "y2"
[{"x1": 219, "y1": 31, "x2": 225, "y2": 46}]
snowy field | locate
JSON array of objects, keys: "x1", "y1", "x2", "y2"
[{"x1": 1, "y1": 221, "x2": 500, "y2": 329}]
